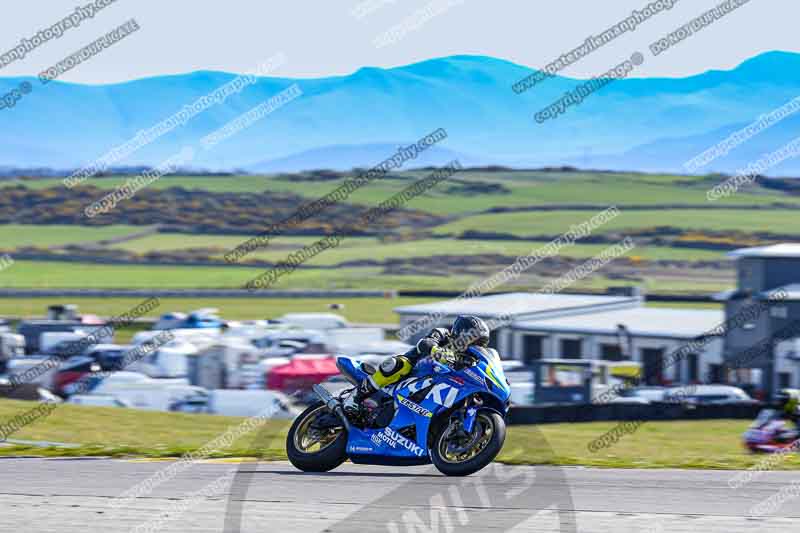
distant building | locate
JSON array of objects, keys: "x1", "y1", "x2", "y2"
[
  {"x1": 394, "y1": 292, "x2": 642, "y2": 354},
  {"x1": 716, "y1": 243, "x2": 800, "y2": 397},
  {"x1": 395, "y1": 291, "x2": 727, "y2": 387},
  {"x1": 394, "y1": 243, "x2": 800, "y2": 395},
  {"x1": 511, "y1": 307, "x2": 724, "y2": 386}
]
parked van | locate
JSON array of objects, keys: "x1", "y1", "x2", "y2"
[
  {"x1": 664, "y1": 385, "x2": 757, "y2": 405},
  {"x1": 126, "y1": 335, "x2": 201, "y2": 378},
  {"x1": 88, "y1": 373, "x2": 208, "y2": 412},
  {"x1": 40, "y1": 330, "x2": 112, "y2": 356}
]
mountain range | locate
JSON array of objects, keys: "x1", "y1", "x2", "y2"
[{"x1": 1, "y1": 51, "x2": 799, "y2": 176}]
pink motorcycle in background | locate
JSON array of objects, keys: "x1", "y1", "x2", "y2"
[{"x1": 743, "y1": 409, "x2": 800, "y2": 453}]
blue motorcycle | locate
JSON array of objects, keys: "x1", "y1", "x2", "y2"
[{"x1": 286, "y1": 345, "x2": 511, "y2": 476}]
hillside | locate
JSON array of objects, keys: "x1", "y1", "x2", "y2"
[
  {"x1": 0, "y1": 169, "x2": 797, "y2": 294},
  {"x1": 1, "y1": 52, "x2": 800, "y2": 174}
]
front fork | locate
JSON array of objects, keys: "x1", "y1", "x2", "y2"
[
  {"x1": 463, "y1": 406, "x2": 478, "y2": 433},
  {"x1": 461, "y1": 395, "x2": 484, "y2": 434}
]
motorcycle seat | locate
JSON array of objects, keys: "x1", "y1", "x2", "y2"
[{"x1": 335, "y1": 356, "x2": 371, "y2": 385}]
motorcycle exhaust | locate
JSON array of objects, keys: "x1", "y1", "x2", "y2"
[{"x1": 313, "y1": 384, "x2": 351, "y2": 431}]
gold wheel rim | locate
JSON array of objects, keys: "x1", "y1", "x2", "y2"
[
  {"x1": 293, "y1": 405, "x2": 344, "y2": 454},
  {"x1": 438, "y1": 413, "x2": 494, "y2": 464}
]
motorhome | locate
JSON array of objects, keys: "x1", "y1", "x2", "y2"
[{"x1": 126, "y1": 338, "x2": 197, "y2": 378}]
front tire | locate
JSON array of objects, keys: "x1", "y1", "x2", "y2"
[
  {"x1": 286, "y1": 401, "x2": 348, "y2": 472},
  {"x1": 430, "y1": 409, "x2": 506, "y2": 476}
]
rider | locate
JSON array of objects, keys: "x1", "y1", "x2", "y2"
[
  {"x1": 774, "y1": 389, "x2": 800, "y2": 441},
  {"x1": 344, "y1": 315, "x2": 491, "y2": 413}
]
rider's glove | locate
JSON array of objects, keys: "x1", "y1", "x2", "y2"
[{"x1": 431, "y1": 345, "x2": 456, "y2": 366}]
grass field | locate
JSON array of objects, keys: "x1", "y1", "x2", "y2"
[
  {"x1": 111, "y1": 233, "x2": 724, "y2": 263},
  {"x1": 253, "y1": 172, "x2": 765, "y2": 214},
  {"x1": 0, "y1": 296, "x2": 437, "y2": 324},
  {"x1": 0, "y1": 170, "x2": 791, "y2": 293},
  {"x1": 0, "y1": 224, "x2": 144, "y2": 250},
  {"x1": 112, "y1": 233, "x2": 319, "y2": 254},
  {"x1": 0, "y1": 261, "x2": 482, "y2": 290},
  {"x1": 433, "y1": 209, "x2": 800, "y2": 237},
  {"x1": 0, "y1": 260, "x2": 732, "y2": 293},
  {"x1": 0, "y1": 399, "x2": 791, "y2": 470},
  {"x1": 5, "y1": 172, "x2": 796, "y2": 215},
  {"x1": 238, "y1": 239, "x2": 725, "y2": 264},
  {"x1": 0, "y1": 261, "x2": 267, "y2": 289},
  {"x1": 551, "y1": 275, "x2": 731, "y2": 294}
]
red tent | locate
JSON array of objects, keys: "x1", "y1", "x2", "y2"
[{"x1": 266, "y1": 356, "x2": 339, "y2": 393}]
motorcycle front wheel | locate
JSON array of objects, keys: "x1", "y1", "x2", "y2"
[
  {"x1": 286, "y1": 401, "x2": 348, "y2": 472},
  {"x1": 430, "y1": 409, "x2": 506, "y2": 476}
]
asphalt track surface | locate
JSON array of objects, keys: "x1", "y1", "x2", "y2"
[{"x1": 1, "y1": 458, "x2": 799, "y2": 532}]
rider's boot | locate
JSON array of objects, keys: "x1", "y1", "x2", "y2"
[
  {"x1": 343, "y1": 378, "x2": 379, "y2": 416},
  {"x1": 343, "y1": 356, "x2": 413, "y2": 416}
]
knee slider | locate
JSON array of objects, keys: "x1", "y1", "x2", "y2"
[{"x1": 373, "y1": 356, "x2": 412, "y2": 387}]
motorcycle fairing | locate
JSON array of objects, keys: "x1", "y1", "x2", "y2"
[{"x1": 343, "y1": 346, "x2": 510, "y2": 462}]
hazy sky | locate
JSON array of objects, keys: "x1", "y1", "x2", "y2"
[{"x1": 0, "y1": 0, "x2": 795, "y2": 83}]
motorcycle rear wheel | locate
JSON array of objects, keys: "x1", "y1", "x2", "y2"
[
  {"x1": 430, "y1": 409, "x2": 506, "y2": 476},
  {"x1": 286, "y1": 401, "x2": 348, "y2": 472}
]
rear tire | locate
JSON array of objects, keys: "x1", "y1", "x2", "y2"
[
  {"x1": 286, "y1": 402, "x2": 348, "y2": 472},
  {"x1": 430, "y1": 409, "x2": 506, "y2": 476}
]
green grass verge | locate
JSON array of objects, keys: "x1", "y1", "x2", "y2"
[
  {"x1": 505, "y1": 419, "x2": 797, "y2": 470},
  {"x1": 0, "y1": 399, "x2": 289, "y2": 458},
  {"x1": 0, "y1": 400, "x2": 794, "y2": 470}
]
